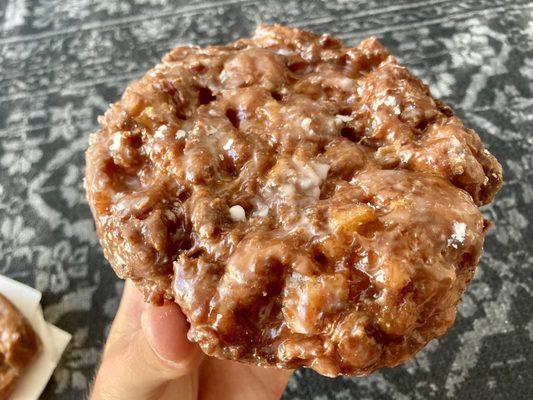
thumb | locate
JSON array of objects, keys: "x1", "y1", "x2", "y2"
[
  {"x1": 91, "y1": 281, "x2": 202, "y2": 400},
  {"x1": 141, "y1": 300, "x2": 203, "y2": 374}
]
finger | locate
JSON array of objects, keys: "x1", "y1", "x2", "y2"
[
  {"x1": 91, "y1": 300, "x2": 202, "y2": 400},
  {"x1": 198, "y1": 358, "x2": 293, "y2": 400},
  {"x1": 105, "y1": 280, "x2": 146, "y2": 348},
  {"x1": 251, "y1": 366, "x2": 293, "y2": 400},
  {"x1": 142, "y1": 301, "x2": 203, "y2": 369}
]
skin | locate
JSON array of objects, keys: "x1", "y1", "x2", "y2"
[{"x1": 90, "y1": 280, "x2": 293, "y2": 400}]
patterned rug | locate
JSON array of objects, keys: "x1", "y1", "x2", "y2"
[{"x1": 0, "y1": 1, "x2": 531, "y2": 398}]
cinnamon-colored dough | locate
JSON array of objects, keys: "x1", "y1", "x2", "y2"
[
  {"x1": 85, "y1": 24, "x2": 502, "y2": 376},
  {"x1": 0, "y1": 293, "x2": 41, "y2": 399}
]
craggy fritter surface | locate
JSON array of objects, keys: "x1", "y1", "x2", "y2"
[
  {"x1": 0, "y1": 293, "x2": 41, "y2": 399},
  {"x1": 85, "y1": 24, "x2": 503, "y2": 376}
]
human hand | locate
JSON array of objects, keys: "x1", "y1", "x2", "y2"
[{"x1": 90, "y1": 280, "x2": 292, "y2": 400}]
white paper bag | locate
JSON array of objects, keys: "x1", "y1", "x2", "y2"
[{"x1": 0, "y1": 275, "x2": 72, "y2": 400}]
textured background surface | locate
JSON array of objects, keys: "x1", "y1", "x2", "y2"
[{"x1": 0, "y1": 0, "x2": 532, "y2": 399}]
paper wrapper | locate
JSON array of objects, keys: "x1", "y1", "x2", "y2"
[{"x1": 0, "y1": 275, "x2": 72, "y2": 400}]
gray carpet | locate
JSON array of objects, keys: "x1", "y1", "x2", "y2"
[{"x1": 0, "y1": 1, "x2": 532, "y2": 398}]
